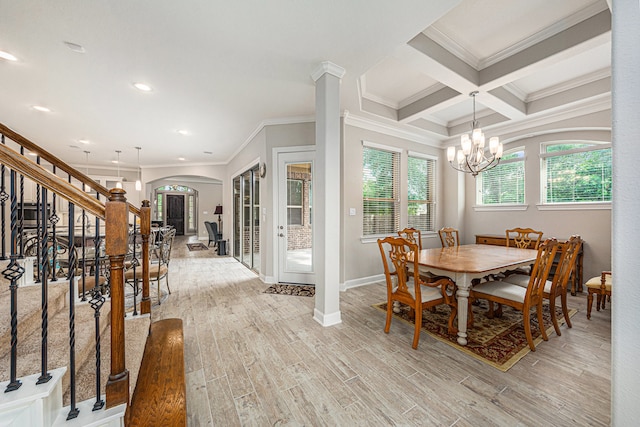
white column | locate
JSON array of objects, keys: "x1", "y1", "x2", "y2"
[
  {"x1": 611, "y1": 1, "x2": 640, "y2": 424},
  {"x1": 311, "y1": 61, "x2": 345, "y2": 326}
]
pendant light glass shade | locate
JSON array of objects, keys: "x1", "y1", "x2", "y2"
[{"x1": 135, "y1": 146, "x2": 142, "y2": 191}]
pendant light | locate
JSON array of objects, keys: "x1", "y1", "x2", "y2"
[
  {"x1": 135, "y1": 146, "x2": 142, "y2": 191},
  {"x1": 115, "y1": 150, "x2": 123, "y2": 189}
]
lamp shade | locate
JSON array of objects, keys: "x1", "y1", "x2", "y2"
[{"x1": 214, "y1": 205, "x2": 223, "y2": 215}]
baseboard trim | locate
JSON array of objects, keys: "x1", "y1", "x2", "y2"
[
  {"x1": 313, "y1": 308, "x2": 342, "y2": 327},
  {"x1": 341, "y1": 274, "x2": 384, "y2": 291}
]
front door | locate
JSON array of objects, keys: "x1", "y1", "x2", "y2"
[
  {"x1": 277, "y1": 150, "x2": 315, "y2": 285},
  {"x1": 166, "y1": 194, "x2": 185, "y2": 235}
]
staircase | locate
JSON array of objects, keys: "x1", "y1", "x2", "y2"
[{"x1": 0, "y1": 122, "x2": 185, "y2": 426}]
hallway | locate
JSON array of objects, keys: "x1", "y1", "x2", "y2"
[{"x1": 156, "y1": 236, "x2": 611, "y2": 426}]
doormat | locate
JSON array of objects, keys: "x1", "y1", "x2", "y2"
[
  {"x1": 264, "y1": 284, "x2": 315, "y2": 297},
  {"x1": 372, "y1": 300, "x2": 576, "y2": 372},
  {"x1": 187, "y1": 243, "x2": 209, "y2": 251}
]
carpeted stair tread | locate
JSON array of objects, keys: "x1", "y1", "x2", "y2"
[
  {"x1": 0, "y1": 281, "x2": 69, "y2": 358},
  {"x1": 0, "y1": 299, "x2": 111, "y2": 392},
  {"x1": 65, "y1": 314, "x2": 150, "y2": 406}
]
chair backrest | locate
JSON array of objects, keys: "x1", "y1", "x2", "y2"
[
  {"x1": 548, "y1": 235, "x2": 583, "y2": 294},
  {"x1": 524, "y1": 238, "x2": 559, "y2": 301},
  {"x1": 158, "y1": 228, "x2": 176, "y2": 265},
  {"x1": 506, "y1": 227, "x2": 543, "y2": 249},
  {"x1": 397, "y1": 227, "x2": 422, "y2": 251},
  {"x1": 378, "y1": 236, "x2": 421, "y2": 300},
  {"x1": 205, "y1": 221, "x2": 219, "y2": 240},
  {"x1": 438, "y1": 227, "x2": 460, "y2": 248}
]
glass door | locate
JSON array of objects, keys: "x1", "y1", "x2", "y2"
[
  {"x1": 233, "y1": 166, "x2": 260, "y2": 272},
  {"x1": 277, "y1": 151, "x2": 315, "y2": 284}
]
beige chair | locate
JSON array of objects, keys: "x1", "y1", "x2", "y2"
[
  {"x1": 125, "y1": 228, "x2": 176, "y2": 304},
  {"x1": 586, "y1": 271, "x2": 612, "y2": 319},
  {"x1": 378, "y1": 236, "x2": 458, "y2": 349},
  {"x1": 501, "y1": 235, "x2": 582, "y2": 336},
  {"x1": 438, "y1": 227, "x2": 459, "y2": 248},
  {"x1": 472, "y1": 238, "x2": 559, "y2": 351}
]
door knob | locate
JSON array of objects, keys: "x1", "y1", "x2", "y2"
[{"x1": 279, "y1": 233, "x2": 284, "y2": 237}]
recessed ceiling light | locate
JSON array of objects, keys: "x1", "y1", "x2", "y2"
[
  {"x1": 78, "y1": 139, "x2": 90, "y2": 144},
  {"x1": 133, "y1": 82, "x2": 152, "y2": 92},
  {"x1": 177, "y1": 129, "x2": 189, "y2": 136},
  {"x1": 32, "y1": 105, "x2": 51, "y2": 112},
  {"x1": 111, "y1": 160, "x2": 119, "y2": 164},
  {"x1": 63, "y1": 41, "x2": 85, "y2": 53},
  {"x1": 27, "y1": 151, "x2": 38, "y2": 156},
  {"x1": 0, "y1": 50, "x2": 18, "y2": 61},
  {"x1": 178, "y1": 157, "x2": 186, "y2": 161}
]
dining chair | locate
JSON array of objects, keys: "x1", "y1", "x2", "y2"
[
  {"x1": 378, "y1": 236, "x2": 458, "y2": 349},
  {"x1": 472, "y1": 238, "x2": 559, "y2": 351},
  {"x1": 438, "y1": 227, "x2": 460, "y2": 248},
  {"x1": 125, "y1": 227, "x2": 176, "y2": 304},
  {"x1": 398, "y1": 227, "x2": 423, "y2": 250},
  {"x1": 500, "y1": 235, "x2": 582, "y2": 336},
  {"x1": 586, "y1": 271, "x2": 612, "y2": 319},
  {"x1": 505, "y1": 227, "x2": 544, "y2": 249}
]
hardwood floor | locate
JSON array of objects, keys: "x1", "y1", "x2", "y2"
[{"x1": 154, "y1": 236, "x2": 611, "y2": 426}]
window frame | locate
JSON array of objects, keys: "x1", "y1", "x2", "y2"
[
  {"x1": 407, "y1": 151, "x2": 437, "y2": 233},
  {"x1": 286, "y1": 178, "x2": 304, "y2": 226},
  {"x1": 475, "y1": 146, "x2": 526, "y2": 209},
  {"x1": 361, "y1": 141, "x2": 401, "y2": 237},
  {"x1": 539, "y1": 141, "x2": 612, "y2": 210}
]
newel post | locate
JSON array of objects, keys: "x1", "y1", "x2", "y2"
[
  {"x1": 105, "y1": 188, "x2": 130, "y2": 408},
  {"x1": 140, "y1": 200, "x2": 151, "y2": 315}
]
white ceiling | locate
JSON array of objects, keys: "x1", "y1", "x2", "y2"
[{"x1": 0, "y1": 0, "x2": 611, "y2": 170}]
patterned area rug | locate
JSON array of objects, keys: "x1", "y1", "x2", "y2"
[
  {"x1": 373, "y1": 300, "x2": 577, "y2": 371},
  {"x1": 187, "y1": 243, "x2": 209, "y2": 251},
  {"x1": 264, "y1": 284, "x2": 315, "y2": 297}
]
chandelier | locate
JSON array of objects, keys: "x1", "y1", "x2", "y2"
[{"x1": 447, "y1": 91, "x2": 503, "y2": 177}]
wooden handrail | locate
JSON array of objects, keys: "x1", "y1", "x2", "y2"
[
  {"x1": 0, "y1": 123, "x2": 140, "y2": 217},
  {"x1": 0, "y1": 142, "x2": 105, "y2": 218}
]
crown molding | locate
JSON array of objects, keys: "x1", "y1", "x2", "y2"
[
  {"x1": 527, "y1": 68, "x2": 611, "y2": 102},
  {"x1": 311, "y1": 61, "x2": 346, "y2": 82},
  {"x1": 344, "y1": 111, "x2": 441, "y2": 147}
]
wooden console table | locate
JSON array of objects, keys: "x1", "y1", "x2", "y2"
[{"x1": 475, "y1": 234, "x2": 584, "y2": 295}]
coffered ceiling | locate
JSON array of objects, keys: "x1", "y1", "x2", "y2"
[{"x1": 0, "y1": 0, "x2": 611, "y2": 169}]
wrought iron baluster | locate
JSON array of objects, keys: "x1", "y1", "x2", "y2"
[
  {"x1": 0, "y1": 134, "x2": 6, "y2": 260},
  {"x1": 37, "y1": 186, "x2": 51, "y2": 385},
  {"x1": 35, "y1": 157, "x2": 41, "y2": 283},
  {"x1": 2, "y1": 170, "x2": 23, "y2": 392},
  {"x1": 49, "y1": 166, "x2": 59, "y2": 281},
  {"x1": 66, "y1": 194, "x2": 79, "y2": 420},
  {"x1": 131, "y1": 219, "x2": 139, "y2": 316},
  {"x1": 90, "y1": 289, "x2": 105, "y2": 411},
  {"x1": 80, "y1": 208, "x2": 87, "y2": 301}
]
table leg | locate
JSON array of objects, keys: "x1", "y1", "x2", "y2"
[{"x1": 455, "y1": 277, "x2": 471, "y2": 346}]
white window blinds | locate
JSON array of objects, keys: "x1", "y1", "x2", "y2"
[
  {"x1": 407, "y1": 155, "x2": 435, "y2": 231},
  {"x1": 362, "y1": 146, "x2": 400, "y2": 235},
  {"x1": 478, "y1": 149, "x2": 525, "y2": 205},
  {"x1": 542, "y1": 143, "x2": 611, "y2": 203}
]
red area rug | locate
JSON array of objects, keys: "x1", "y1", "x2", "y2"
[{"x1": 373, "y1": 300, "x2": 576, "y2": 371}]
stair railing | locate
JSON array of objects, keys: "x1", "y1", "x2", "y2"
[{"x1": 0, "y1": 124, "x2": 151, "y2": 422}]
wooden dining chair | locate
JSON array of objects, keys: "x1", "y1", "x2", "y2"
[
  {"x1": 586, "y1": 271, "x2": 612, "y2": 319},
  {"x1": 378, "y1": 236, "x2": 458, "y2": 349},
  {"x1": 501, "y1": 235, "x2": 582, "y2": 336},
  {"x1": 438, "y1": 227, "x2": 460, "y2": 248},
  {"x1": 505, "y1": 227, "x2": 544, "y2": 249},
  {"x1": 398, "y1": 227, "x2": 423, "y2": 250},
  {"x1": 472, "y1": 238, "x2": 559, "y2": 351}
]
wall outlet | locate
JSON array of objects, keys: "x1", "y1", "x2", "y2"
[{"x1": 349, "y1": 208, "x2": 356, "y2": 216}]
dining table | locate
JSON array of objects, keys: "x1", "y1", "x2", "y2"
[{"x1": 413, "y1": 244, "x2": 538, "y2": 346}]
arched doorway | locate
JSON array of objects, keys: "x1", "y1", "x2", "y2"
[{"x1": 153, "y1": 184, "x2": 198, "y2": 235}]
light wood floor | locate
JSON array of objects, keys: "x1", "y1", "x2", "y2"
[{"x1": 154, "y1": 236, "x2": 611, "y2": 426}]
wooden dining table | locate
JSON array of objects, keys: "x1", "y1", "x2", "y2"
[{"x1": 413, "y1": 244, "x2": 538, "y2": 346}]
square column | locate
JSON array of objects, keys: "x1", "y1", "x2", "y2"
[{"x1": 311, "y1": 61, "x2": 345, "y2": 326}]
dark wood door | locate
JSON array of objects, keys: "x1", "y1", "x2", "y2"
[{"x1": 166, "y1": 195, "x2": 185, "y2": 235}]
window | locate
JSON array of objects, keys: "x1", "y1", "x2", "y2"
[
  {"x1": 407, "y1": 153, "x2": 436, "y2": 231},
  {"x1": 477, "y1": 148, "x2": 525, "y2": 205},
  {"x1": 287, "y1": 179, "x2": 303, "y2": 225},
  {"x1": 542, "y1": 143, "x2": 611, "y2": 203},
  {"x1": 362, "y1": 145, "x2": 400, "y2": 235}
]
